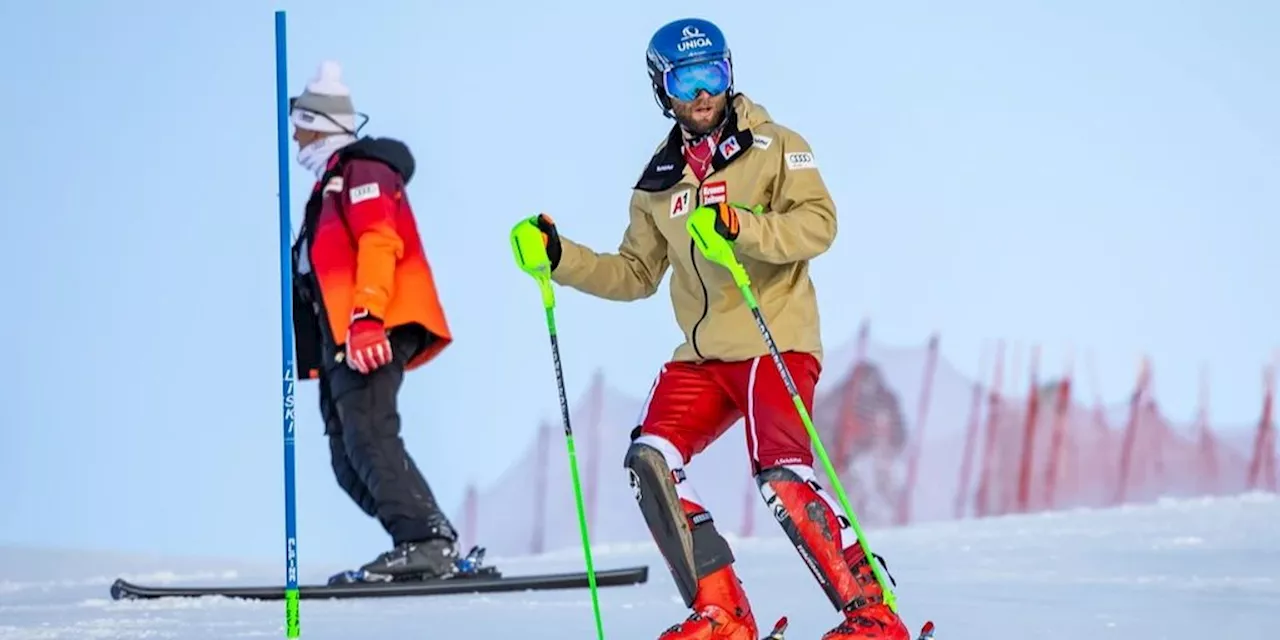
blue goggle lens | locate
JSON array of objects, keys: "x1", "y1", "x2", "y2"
[{"x1": 662, "y1": 58, "x2": 732, "y2": 102}]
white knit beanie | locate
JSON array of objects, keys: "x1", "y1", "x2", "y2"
[{"x1": 290, "y1": 61, "x2": 357, "y2": 134}]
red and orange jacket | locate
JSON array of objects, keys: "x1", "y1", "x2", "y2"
[{"x1": 290, "y1": 137, "x2": 451, "y2": 380}]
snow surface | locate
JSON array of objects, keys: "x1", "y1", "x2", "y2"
[{"x1": 1, "y1": 493, "x2": 1277, "y2": 639}]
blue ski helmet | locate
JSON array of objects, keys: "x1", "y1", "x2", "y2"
[{"x1": 645, "y1": 18, "x2": 734, "y2": 118}]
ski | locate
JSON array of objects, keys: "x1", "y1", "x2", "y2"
[{"x1": 109, "y1": 565, "x2": 648, "y2": 601}]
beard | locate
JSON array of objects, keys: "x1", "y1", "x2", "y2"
[{"x1": 673, "y1": 97, "x2": 728, "y2": 137}]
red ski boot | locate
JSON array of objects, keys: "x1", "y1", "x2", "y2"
[
  {"x1": 658, "y1": 564, "x2": 758, "y2": 640},
  {"x1": 821, "y1": 545, "x2": 910, "y2": 640}
]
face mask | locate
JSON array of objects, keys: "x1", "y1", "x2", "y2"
[{"x1": 296, "y1": 133, "x2": 357, "y2": 178}]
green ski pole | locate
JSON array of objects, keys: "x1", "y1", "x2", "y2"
[
  {"x1": 509, "y1": 216, "x2": 606, "y2": 640},
  {"x1": 685, "y1": 206, "x2": 899, "y2": 614}
]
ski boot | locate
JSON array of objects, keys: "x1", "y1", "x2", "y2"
[
  {"x1": 328, "y1": 538, "x2": 460, "y2": 585},
  {"x1": 657, "y1": 564, "x2": 757, "y2": 640},
  {"x1": 820, "y1": 545, "x2": 910, "y2": 640}
]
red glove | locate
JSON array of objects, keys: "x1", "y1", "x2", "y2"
[{"x1": 344, "y1": 308, "x2": 392, "y2": 374}]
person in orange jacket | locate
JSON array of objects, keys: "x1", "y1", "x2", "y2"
[{"x1": 287, "y1": 61, "x2": 459, "y2": 582}]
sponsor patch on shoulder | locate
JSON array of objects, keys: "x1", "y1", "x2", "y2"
[
  {"x1": 348, "y1": 182, "x2": 381, "y2": 204},
  {"x1": 753, "y1": 134, "x2": 773, "y2": 150},
  {"x1": 785, "y1": 152, "x2": 818, "y2": 170}
]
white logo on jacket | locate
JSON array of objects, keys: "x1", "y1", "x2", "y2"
[
  {"x1": 785, "y1": 152, "x2": 817, "y2": 170},
  {"x1": 348, "y1": 182, "x2": 381, "y2": 204}
]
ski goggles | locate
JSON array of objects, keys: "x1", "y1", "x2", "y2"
[{"x1": 661, "y1": 58, "x2": 732, "y2": 102}]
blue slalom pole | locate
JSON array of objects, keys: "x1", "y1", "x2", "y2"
[{"x1": 273, "y1": 10, "x2": 301, "y2": 638}]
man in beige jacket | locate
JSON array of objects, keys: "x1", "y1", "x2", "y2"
[{"x1": 513, "y1": 18, "x2": 909, "y2": 640}]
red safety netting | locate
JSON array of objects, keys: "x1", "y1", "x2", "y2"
[{"x1": 458, "y1": 325, "x2": 1277, "y2": 558}]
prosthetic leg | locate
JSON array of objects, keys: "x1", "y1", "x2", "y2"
[
  {"x1": 625, "y1": 431, "x2": 757, "y2": 640},
  {"x1": 756, "y1": 465, "x2": 910, "y2": 640}
]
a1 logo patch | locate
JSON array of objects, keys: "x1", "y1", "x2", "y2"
[
  {"x1": 700, "y1": 181, "x2": 727, "y2": 205},
  {"x1": 670, "y1": 189, "x2": 692, "y2": 218},
  {"x1": 718, "y1": 136, "x2": 741, "y2": 160}
]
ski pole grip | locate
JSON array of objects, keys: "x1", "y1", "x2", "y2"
[{"x1": 510, "y1": 217, "x2": 556, "y2": 309}]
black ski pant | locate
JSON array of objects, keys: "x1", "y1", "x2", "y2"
[{"x1": 319, "y1": 328, "x2": 455, "y2": 547}]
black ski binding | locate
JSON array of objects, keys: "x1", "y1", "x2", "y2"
[{"x1": 327, "y1": 545, "x2": 499, "y2": 585}]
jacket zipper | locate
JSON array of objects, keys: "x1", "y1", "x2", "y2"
[{"x1": 688, "y1": 177, "x2": 710, "y2": 360}]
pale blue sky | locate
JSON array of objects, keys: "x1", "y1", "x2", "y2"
[{"x1": 1, "y1": 0, "x2": 1275, "y2": 565}]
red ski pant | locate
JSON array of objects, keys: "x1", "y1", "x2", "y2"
[
  {"x1": 632, "y1": 351, "x2": 865, "y2": 602},
  {"x1": 635, "y1": 352, "x2": 820, "y2": 472}
]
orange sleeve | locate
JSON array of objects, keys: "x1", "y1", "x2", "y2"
[{"x1": 342, "y1": 160, "x2": 405, "y2": 319}]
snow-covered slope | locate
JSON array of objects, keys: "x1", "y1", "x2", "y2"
[{"x1": 1, "y1": 493, "x2": 1276, "y2": 639}]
